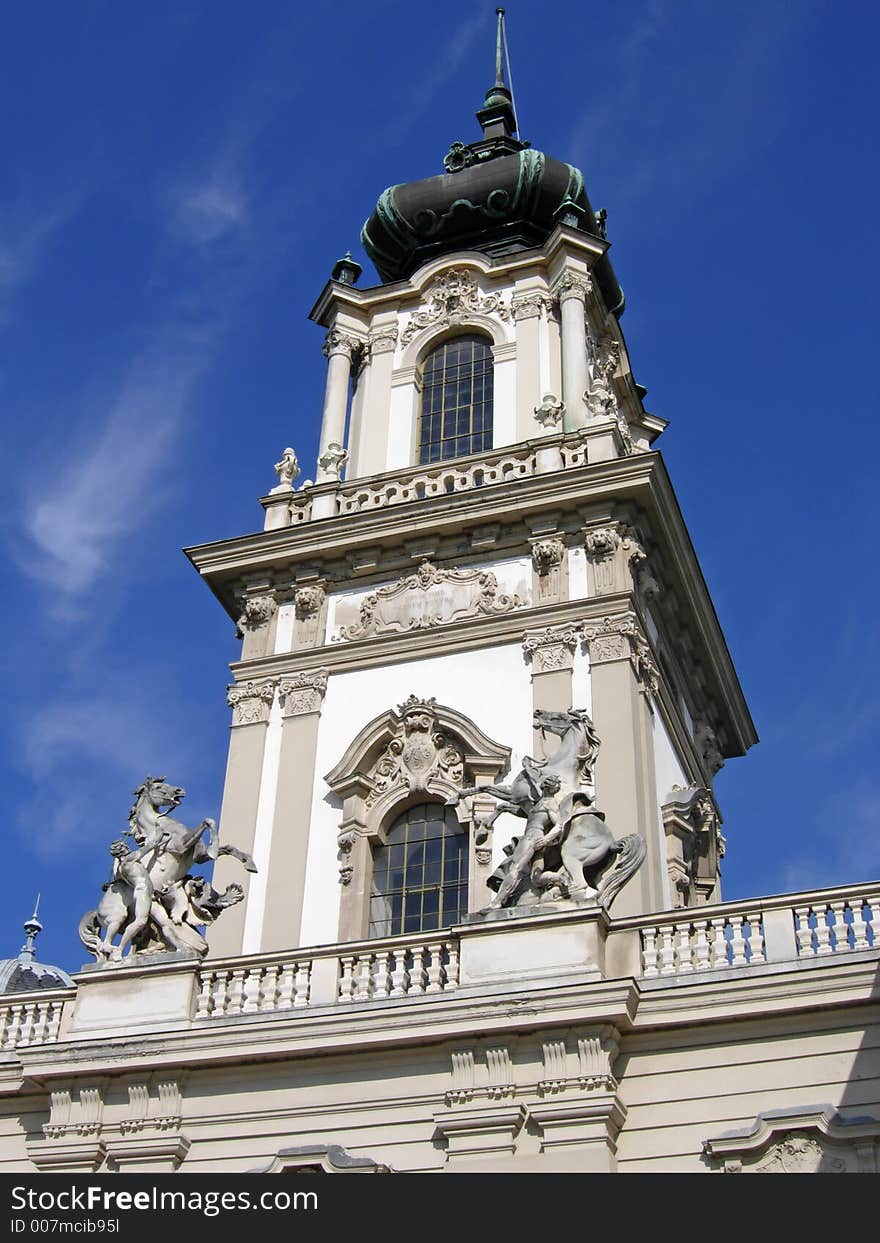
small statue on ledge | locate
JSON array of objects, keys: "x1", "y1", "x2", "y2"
[
  {"x1": 79, "y1": 776, "x2": 256, "y2": 965},
  {"x1": 272, "y1": 446, "x2": 301, "y2": 492}
]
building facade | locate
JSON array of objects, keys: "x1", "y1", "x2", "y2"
[{"x1": 2, "y1": 22, "x2": 878, "y2": 1175}]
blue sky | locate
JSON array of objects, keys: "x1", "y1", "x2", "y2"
[{"x1": 1, "y1": 0, "x2": 877, "y2": 973}]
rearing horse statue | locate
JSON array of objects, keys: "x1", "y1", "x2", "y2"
[{"x1": 79, "y1": 776, "x2": 256, "y2": 962}]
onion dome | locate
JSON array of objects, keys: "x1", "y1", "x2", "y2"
[
  {"x1": 361, "y1": 9, "x2": 624, "y2": 316},
  {"x1": 0, "y1": 901, "x2": 74, "y2": 995}
]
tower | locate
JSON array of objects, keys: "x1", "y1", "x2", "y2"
[{"x1": 189, "y1": 13, "x2": 756, "y2": 961}]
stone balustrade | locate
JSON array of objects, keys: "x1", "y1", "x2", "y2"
[
  {"x1": 638, "y1": 881, "x2": 879, "y2": 978},
  {"x1": 261, "y1": 425, "x2": 623, "y2": 531},
  {"x1": 0, "y1": 992, "x2": 68, "y2": 1050},
  {"x1": 0, "y1": 882, "x2": 876, "y2": 1051}
]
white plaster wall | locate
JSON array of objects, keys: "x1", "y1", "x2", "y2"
[
  {"x1": 242, "y1": 693, "x2": 284, "y2": 953},
  {"x1": 568, "y1": 546, "x2": 589, "y2": 601},
  {"x1": 273, "y1": 604, "x2": 295, "y2": 655},
  {"x1": 386, "y1": 381, "x2": 416, "y2": 471},
  {"x1": 492, "y1": 355, "x2": 517, "y2": 449},
  {"x1": 571, "y1": 642, "x2": 592, "y2": 717},
  {"x1": 326, "y1": 556, "x2": 533, "y2": 639},
  {"x1": 651, "y1": 707, "x2": 691, "y2": 912},
  {"x1": 299, "y1": 642, "x2": 535, "y2": 948}
]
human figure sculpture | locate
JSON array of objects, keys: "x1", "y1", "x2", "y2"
[
  {"x1": 273, "y1": 446, "x2": 300, "y2": 490},
  {"x1": 488, "y1": 774, "x2": 562, "y2": 908}
]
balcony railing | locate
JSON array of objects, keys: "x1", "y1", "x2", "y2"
[
  {"x1": 260, "y1": 426, "x2": 618, "y2": 531},
  {"x1": 0, "y1": 881, "x2": 877, "y2": 1051}
]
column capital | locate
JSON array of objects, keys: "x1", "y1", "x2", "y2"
[
  {"x1": 552, "y1": 270, "x2": 593, "y2": 305},
  {"x1": 368, "y1": 324, "x2": 399, "y2": 355},
  {"x1": 581, "y1": 613, "x2": 659, "y2": 696},
  {"x1": 278, "y1": 668, "x2": 329, "y2": 718},
  {"x1": 322, "y1": 327, "x2": 363, "y2": 360},
  {"x1": 511, "y1": 290, "x2": 554, "y2": 321},
  {"x1": 226, "y1": 679, "x2": 276, "y2": 726},
  {"x1": 522, "y1": 623, "x2": 579, "y2": 674}
]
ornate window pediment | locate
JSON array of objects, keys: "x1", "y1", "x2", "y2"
[
  {"x1": 325, "y1": 696, "x2": 510, "y2": 823},
  {"x1": 703, "y1": 1107, "x2": 880, "y2": 1173}
]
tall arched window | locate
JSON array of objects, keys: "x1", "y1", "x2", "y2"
[
  {"x1": 417, "y1": 334, "x2": 494, "y2": 464},
  {"x1": 369, "y1": 803, "x2": 468, "y2": 938}
]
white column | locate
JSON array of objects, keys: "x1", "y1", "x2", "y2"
[
  {"x1": 316, "y1": 328, "x2": 359, "y2": 481},
  {"x1": 555, "y1": 273, "x2": 592, "y2": 431}
]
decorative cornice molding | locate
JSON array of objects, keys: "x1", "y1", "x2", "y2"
[
  {"x1": 399, "y1": 269, "x2": 510, "y2": 346},
  {"x1": 226, "y1": 679, "x2": 276, "y2": 726},
  {"x1": 278, "y1": 669, "x2": 329, "y2": 718}
]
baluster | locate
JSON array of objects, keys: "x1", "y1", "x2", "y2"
[
  {"x1": 674, "y1": 923, "x2": 694, "y2": 972},
  {"x1": 32, "y1": 1003, "x2": 49, "y2": 1044},
  {"x1": 338, "y1": 956, "x2": 356, "y2": 1003},
  {"x1": 373, "y1": 952, "x2": 391, "y2": 999},
  {"x1": 389, "y1": 949, "x2": 409, "y2": 998},
  {"x1": 794, "y1": 906, "x2": 813, "y2": 956},
  {"x1": 293, "y1": 961, "x2": 311, "y2": 1009},
  {"x1": 354, "y1": 954, "x2": 374, "y2": 1000},
  {"x1": 7, "y1": 1006, "x2": 23, "y2": 1048},
  {"x1": 444, "y1": 941, "x2": 460, "y2": 990},
  {"x1": 729, "y1": 916, "x2": 747, "y2": 966},
  {"x1": 0, "y1": 1006, "x2": 10, "y2": 1051},
  {"x1": 709, "y1": 917, "x2": 728, "y2": 968},
  {"x1": 261, "y1": 964, "x2": 281, "y2": 1011},
  {"x1": 213, "y1": 969, "x2": 232, "y2": 1015},
  {"x1": 828, "y1": 901, "x2": 848, "y2": 952},
  {"x1": 196, "y1": 971, "x2": 216, "y2": 1019},
  {"x1": 814, "y1": 905, "x2": 833, "y2": 955},
  {"x1": 693, "y1": 921, "x2": 712, "y2": 970},
  {"x1": 276, "y1": 961, "x2": 296, "y2": 1008},
  {"x1": 849, "y1": 900, "x2": 869, "y2": 950},
  {"x1": 241, "y1": 968, "x2": 262, "y2": 1013},
  {"x1": 863, "y1": 896, "x2": 878, "y2": 948},
  {"x1": 747, "y1": 913, "x2": 766, "y2": 964},
  {"x1": 227, "y1": 967, "x2": 247, "y2": 1014},
  {"x1": 46, "y1": 1002, "x2": 62, "y2": 1042},
  {"x1": 641, "y1": 927, "x2": 659, "y2": 977},
  {"x1": 409, "y1": 946, "x2": 428, "y2": 995},
  {"x1": 658, "y1": 925, "x2": 676, "y2": 975},
  {"x1": 425, "y1": 942, "x2": 444, "y2": 993}
]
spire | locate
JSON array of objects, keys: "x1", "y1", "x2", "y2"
[
  {"x1": 476, "y1": 9, "x2": 517, "y2": 140},
  {"x1": 19, "y1": 895, "x2": 43, "y2": 963}
]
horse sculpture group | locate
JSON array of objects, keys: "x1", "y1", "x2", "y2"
[
  {"x1": 79, "y1": 776, "x2": 256, "y2": 964},
  {"x1": 451, "y1": 707, "x2": 646, "y2": 911}
]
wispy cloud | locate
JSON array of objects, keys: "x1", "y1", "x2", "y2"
[
  {"x1": 169, "y1": 173, "x2": 249, "y2": 246},
  {"x1": 0, "y1": 200, "x2": 78, "y2": 323},
  {"x1": 19, "y1": 335, "x2": 208, "y2": 611}
]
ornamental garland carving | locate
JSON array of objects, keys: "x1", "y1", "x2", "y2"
[
  {"x1": 582, "y1": 614, "x2": 660, "y2": 695},
  {"x1": 333, "y1": 559, "x2": 524, "y2": 642},
  {"x1": 366, "y1": 696, "x2": 465, "y2": 808},
  {"x1": 227, "y1": 680, "x2": 275, "y2": 726},
  {"x1": 278, "y1": 669, "x2": 329, "y2": 717},
  {"x1": 399, "y1": 269, "x2": 510, "y2": 346}
]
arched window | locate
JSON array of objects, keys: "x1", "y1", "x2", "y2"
[
  {"x1": 417, "y1": 334, "x2": 494, "y2": 464},
  {"x1": 369, "y1": 803, "x2": 468, "y2": 938}
]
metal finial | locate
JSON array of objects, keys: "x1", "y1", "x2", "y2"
[
  {"x1": 495, "y1": 9, "x2": 506, "y2": 87},
  {"x1": 20, "y1": 895, "x2": 43, "y2": 962}
]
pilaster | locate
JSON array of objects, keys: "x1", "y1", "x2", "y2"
[
  {"x1": 260, "y1": 670, "x2": 330, "y2": 952},
  {"x1": 208, "y1": 680, "x2": 275, "y2": 958},
  {"x1": 582, "y1": 615, "x2": 665, "y2": 917}
]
